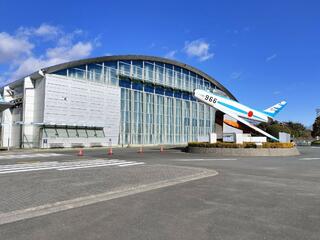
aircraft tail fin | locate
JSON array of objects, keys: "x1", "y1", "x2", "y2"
[{"x1": 263, "y1": 101, "x2": 287, "y2": 118}]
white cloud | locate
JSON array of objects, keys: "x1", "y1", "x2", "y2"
[
  {"x1": 57, "y1": 29, "x2": 84, "y2": 46},
  {"x1": 164, "y1": 50, "x2": 177, "y2": 59},
  {"x1": 11, "y1": 41, "x2": 94, "y2": 80},
  {"x1": 266, "y1": 53, "x2": 277, "y2": 62},
  {"x1": 183, "y1": 39, "x2": 214, "y2": 61},
  {"x1": 0, "y1": 32, "x2": 33, "y2": 63},
  {"x1": 34, "y1": 24, "x2": 60, "y2": 37},
  {"x1": 0, "y1": 24, "x2": 97, "y2": 82},
  {"x1": 17, "y1": 23, "x2": 61, "y2": 39},
  {"x1": 46, "y1": 42, "x2": 93, "y2": 61},
  {"x1": 230, "y1": 72, "x2": 242, "y2": 80},
  {"x1": 10, "y1": 57, "x2": 47, "y2": 80},
  {"x1": 148, "y1": 42, "x2": 156, "y2": 49}
]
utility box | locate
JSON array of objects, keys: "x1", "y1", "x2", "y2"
[
  {"x1": 279, "y1": 132, "x2": 291, "y2": 143},
  {"x1": 209, "y1": 133, "x2": 217, "y2": 143}
]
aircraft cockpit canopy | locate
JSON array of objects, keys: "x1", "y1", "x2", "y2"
[{"x1": 206, "y1": 88, "x2": 230, "y2": 99}]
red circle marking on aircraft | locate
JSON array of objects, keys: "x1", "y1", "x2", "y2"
[{"x1": 248, "y1": 111, "x2": 253, "y2": 117}]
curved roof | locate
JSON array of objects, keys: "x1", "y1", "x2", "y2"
[{"x1": 42, "y1": 55, "x2": 237, "y2": 101}]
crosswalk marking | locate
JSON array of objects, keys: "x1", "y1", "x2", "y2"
[
  {"x1": 299, "y1": 158, "x2": 320, "y2": 160},
  {"x1": 118, "y1": 162, "x2": 145, "y2": 167},
  {"x1": 175, "y1": 158, "x2": 237, "y2": 161},
  {"x1": 0, "y1": 159, "x2": 145, "y2": 174},
  {"x1": 0, "y1": 153, "x2": 65, "y2": 160}
]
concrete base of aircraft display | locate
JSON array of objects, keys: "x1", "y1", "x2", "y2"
[
  {"x1": 188, "y1": 145, "x2": 300, "y2": 156},
  {"x1": 189, "y1": 131, "x2": 300, "y2": 156}
]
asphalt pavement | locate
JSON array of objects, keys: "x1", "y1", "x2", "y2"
[{"x1": 0, "y1": 146, "x2": 319, "y2": 240}]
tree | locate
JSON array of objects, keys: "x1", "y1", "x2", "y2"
[
  {"x1": 312, "y1": 116, "x2": 320, "y2": 138},
  {"x1": 266, "y1": 123, "x2": 291, "y2": 138},
  {"x1": 284, "y1": 121, "x2": 311, "y2": 138},
  {"x1": 257, "y1": 120, "x2": 310, "y2": 139}
]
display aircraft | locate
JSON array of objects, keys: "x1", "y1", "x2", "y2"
[{"x1": 193, "y1": 89, "x2": 287, "y2": 141}]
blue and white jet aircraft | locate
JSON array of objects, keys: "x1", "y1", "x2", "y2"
[{"x1": 193, "y1": 89, "x2": 287, "y2": 141}]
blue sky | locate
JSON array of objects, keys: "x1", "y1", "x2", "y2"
[{"x1": 0, "y1": 0, "x2": 319, "y2": 126}]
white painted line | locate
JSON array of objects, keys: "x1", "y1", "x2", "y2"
[
  {"x1": 55, "y1": 160, "x2": 126, "y2": 168},
  {"x1": 57, "y1": 162, "x2": 135, "y2": 171},
  {"x1": 299, "y1": 158, "x2": 320, "y2": 160},
  {"x1": 175, "y1": 158, "x2": 237, "y2": 161},
  {"x1": 118, "y1": 162, "x2": 145, "y2": 167},
  {"x1": 56, "y1": 160, "x2": 121, "y2": 167},
  {"x1": 0, "y1": 166, "x2": 61, "y2": 174},
  {"x1": 0, "y1": 153, "x2": 65, "y2": 160},
  {"x1": 0, "y1": 159, "x2": 145, "y2": 174},
  {"x1": 0, "y1": 162, "x2": 58, "y2": 170}
]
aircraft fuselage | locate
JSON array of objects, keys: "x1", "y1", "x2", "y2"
[{"x1": 193, "y1": 89, "x2": 269, "y2": 123}]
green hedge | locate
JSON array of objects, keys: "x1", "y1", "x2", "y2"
[
  {"x1": 188, "y1": 142, "x2": 294, "y2": 149},
  {"x1": 262, "y1": 142, "x2": 294, "y2": 148},
  {"x1": 311, "y1": 140, "x2": 320, "y2": 146}
]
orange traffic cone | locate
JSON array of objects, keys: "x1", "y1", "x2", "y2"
[
  {"x1": 160, "y1": 145, "x2": 164, "y2": 153},
  {"x1": 138, "y1": 146, "x2": 143, "y2": 154},
  {"x1": 78, "y1": 148, "x2": 84, "y2": 156},
  {"x1": 108, "y1": 147, "x2": 113, "y2": 155}
]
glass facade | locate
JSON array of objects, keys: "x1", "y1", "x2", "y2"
[{"x1": 53, "y1": 58, "x2": 222, "y2": 145}]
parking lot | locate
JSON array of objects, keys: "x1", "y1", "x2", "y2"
[{"x1": 0, "y1": 146, "x2": 319, "y2": 240}]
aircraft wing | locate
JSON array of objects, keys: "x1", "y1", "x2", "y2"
[{"x1": 224, "y1": 112, "x2": 279, "y2": 141}]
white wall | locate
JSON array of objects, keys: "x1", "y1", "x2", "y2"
[
  {"x1": 44, "y1": 74, "x2": 121, "y2": 144},
  {"x1": 22, "y1": 77, "x2": 35, "y2": 148},
  {"x1": 1, "y1": 86, "x2": 13, "y2": 148}
]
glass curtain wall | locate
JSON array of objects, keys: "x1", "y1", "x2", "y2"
[{"x1": 120, "y1": 87, "x2": 214, "y2": 145}]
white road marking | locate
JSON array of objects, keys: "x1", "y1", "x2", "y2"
[
  {"x1": 175, "y1": 158, "x2": 237, "y2": 161},
  {"x1": 0, "y1": 159, "x2": 145, "y2": 174},
  {"x1": 299, "y1": 158, "x2": 320, "y2": 160},
  {"x1": 0, "y1": 153, "x2": 65, "y2": 160},
  {"x1": 118, "y1": 162, "x2": 145, "y2": 167},
  {"x1": 57, "y1": 161, "x2": 135, "y2": 171}
]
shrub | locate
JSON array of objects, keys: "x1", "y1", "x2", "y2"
[
  {"x1": 243, "y1": 142, "x2": 257, "y2": 148},
  {"x1": 188, "y1": 142, "x2": 243, "y2": 148},
  {"x1": 188, "y1": 142, "x2": 294, "y2": 148},
  {"x1": 262, "y1": 142, "x2": 294, "y2": 148},
  {"x1": 311, "y1": 140, "x2": 320, "y2": 146}
]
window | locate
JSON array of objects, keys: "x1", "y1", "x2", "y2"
[
  {"x1": 86, "y1": 129, "x2": 96, "y2": 137},
  {"x1": 44, "y1": 128, "x2": 58, "y2": 138},
  {"x1": 95, "y1": 129, "x2": 105, "y2": 138},
  {"x1": 56, "y1": 128, "x2": 68, "y2": 138},
  {"x1": 77, "y1": 129, "x2": 87, "y2": 138},
  {"x1": 67, "y1": 128, "x2": 78, "y2": 137}
]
